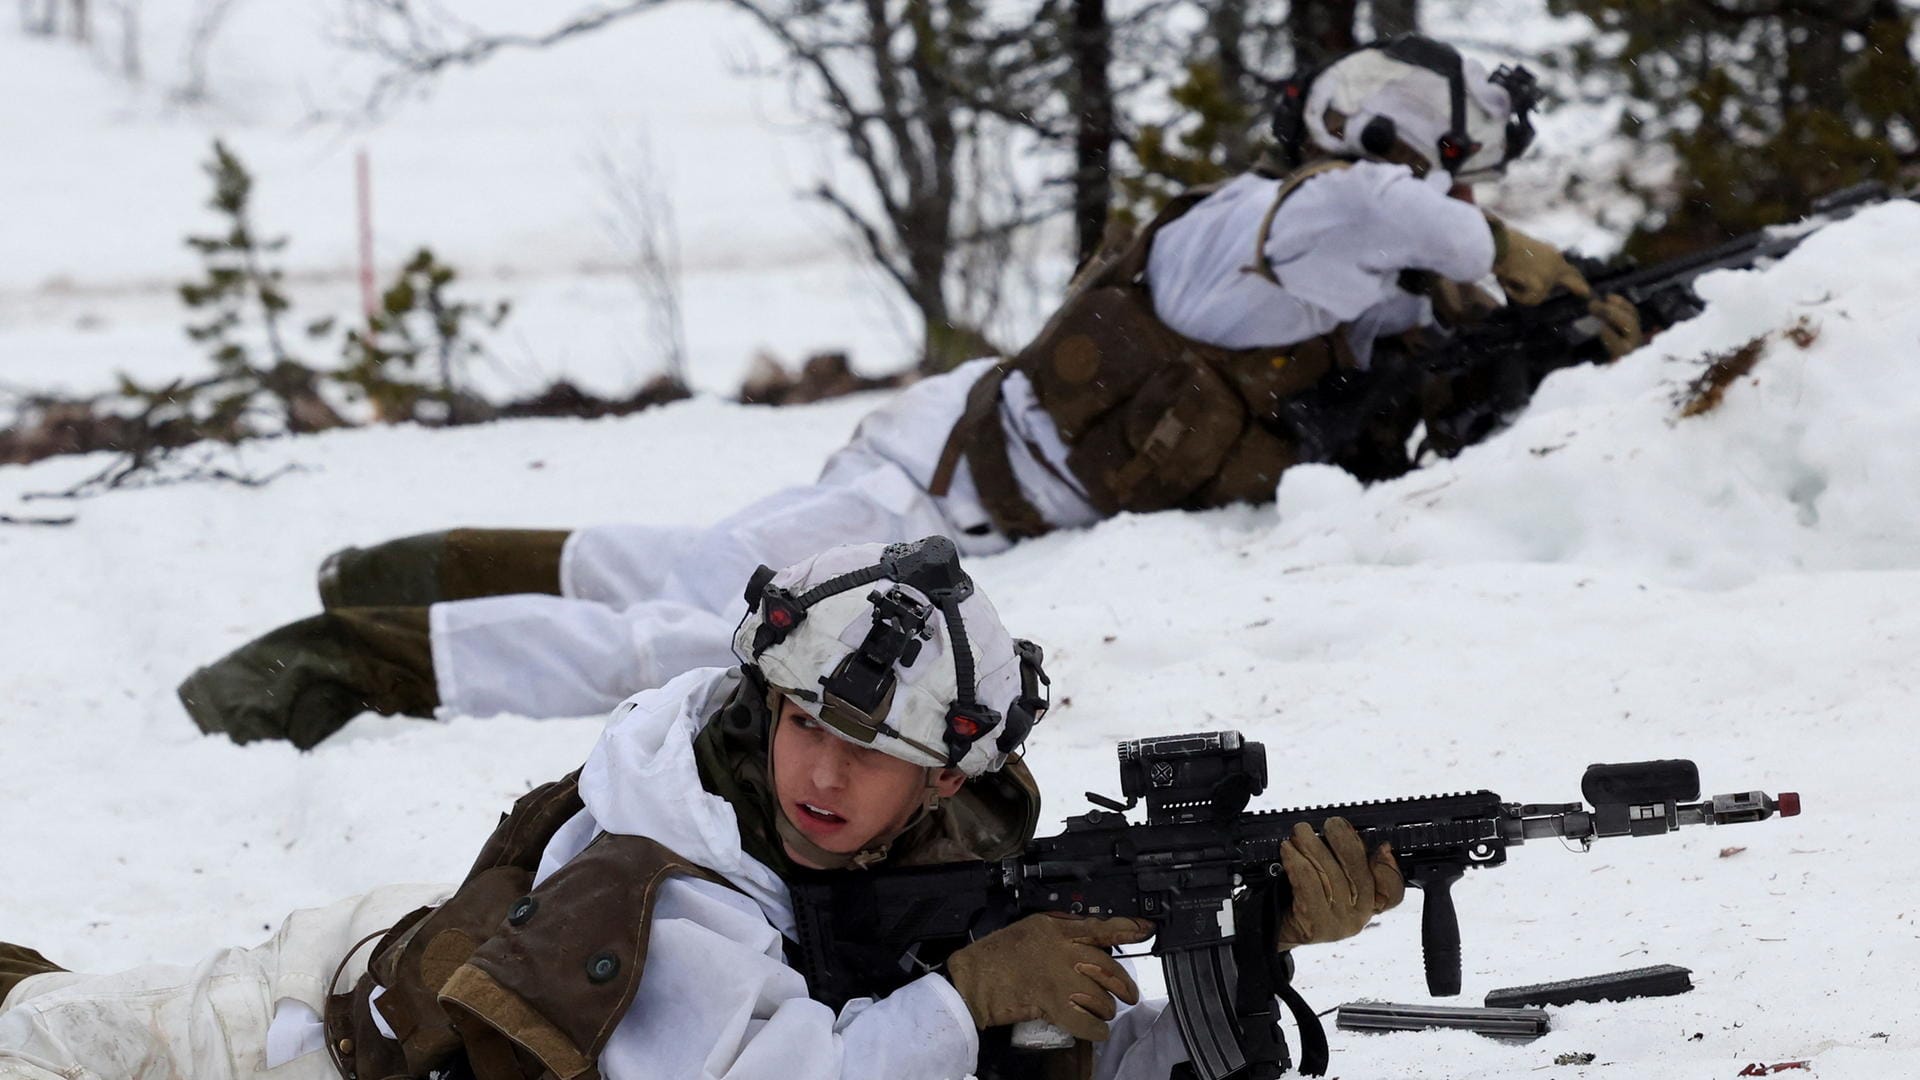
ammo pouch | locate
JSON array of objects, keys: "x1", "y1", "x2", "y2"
[{"x1": 324, "y1": 772, "x2": 736, "y2": 1080}]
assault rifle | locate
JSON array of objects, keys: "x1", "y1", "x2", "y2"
[
  {"x1": 787, "y1": 731, "x2": 1798, "y2": 1080},
  {"x1": 1283, "y1": 180, "x2": 1911, "y2": 476}
]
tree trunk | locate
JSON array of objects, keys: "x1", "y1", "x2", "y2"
[
  {"x1": 1206, "y1": 0, "x2": 1255, "y2": 167},
  {"x1": 1291, "y1": 0, "x2": 1358, "y2": 70},
  {"x1": 1070, "y1": 0, "x2": 1114, "y2": 268},
  {"x1": 117, "y1": 0, "x2": 141, "y2": 80},
  {"x1": 1369, "y1": 0, "x2": 1418, "y2": 38}
]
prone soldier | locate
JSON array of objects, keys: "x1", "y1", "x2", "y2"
[{"x1": 3, "y1": 538, "x2": 1403, "y2": 1080}]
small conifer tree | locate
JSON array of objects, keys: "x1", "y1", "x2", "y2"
[
  {"x1": 339, "y1": 248, "x2": 511, "y2": 425},
  {"x1": 1115, "y1": 61, "x2": 1264, "y2": 228},
  {"x1": 175, "y1": 139, "x2": 342, "y2": 437}
]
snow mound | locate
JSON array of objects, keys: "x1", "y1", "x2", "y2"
[{"x1": 1267, "y1": 202, "x2": 1920, "y2": 588}]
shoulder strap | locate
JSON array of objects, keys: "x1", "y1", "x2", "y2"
[
  {"x1": 1100, "y1": 178, "x2": 1236, "y2": 287},
  {"x1": 461, "y1": 770, "x2": 585, "y2": 883},
  {"x1": 929, "y1": 361, "x2": 1015, "y2": 498},
  {"x1": 437, "y1": 833, "x2": 740, "y2": 1080},
  {"x1": 1241, "y1": 159, "x2": 1354, "y2": 285}
]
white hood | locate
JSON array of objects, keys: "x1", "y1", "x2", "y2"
[{"x1": 575, "y1": 666, "x2": 799, "y2": 937}]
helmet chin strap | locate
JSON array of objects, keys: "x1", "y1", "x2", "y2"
[{"x1": 765, "y1": 688, "x2": 947, "y2": 871}]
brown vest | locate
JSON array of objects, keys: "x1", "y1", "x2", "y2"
[
  {"x1": 932, "y1": 163, "x2": 1354, "y2": 538},
  {"x1": 323, "y1": 772, "x2": 737, "y2": 1080}
]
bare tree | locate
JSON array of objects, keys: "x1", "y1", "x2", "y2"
[
  {"x1": 591, "y1": 128, "x2": 689, "y2": 389},
  {"x1": 175, "y1": 0, "x2": 242, "y2": 103},
  {"x1": 1366, "y1": 0, "x2": 1419, "y2": 38},
  {"x1": 104, "y1": 0, "x2": 140, "y2": 80},
  {"x1": 338, "y1": 0, "x2": 1057, "y2": 371},
  {"x1": 1290, "y1": 0, "x2": 1358, "y2": 70},
  {"x1": 21, "y1": 0, "x2": 86, "y2": 38},
  {"x1": 1070, "y1": 0, "x2": 1116, "y2": 265}
]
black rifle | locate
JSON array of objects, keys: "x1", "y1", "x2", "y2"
[
  {"x1": 787, "y1": 731, "x2": 1798, "y2": 1080},
  {"x1": 1282, "y1": 180, "x2": 1909, "y2": 475}
]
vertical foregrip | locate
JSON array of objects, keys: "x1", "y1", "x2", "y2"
[{"x1": 1409, "y1": 863, "x2": 1465, "y2": 997}]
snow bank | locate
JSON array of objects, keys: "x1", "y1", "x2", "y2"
[{"x1": 1268, "y1": 202, "x2": 1920, "y2": 588}]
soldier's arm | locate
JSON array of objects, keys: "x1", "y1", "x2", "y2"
[{"x1": 1354, "y1": 164, "x2": 1498, "y2": 284}]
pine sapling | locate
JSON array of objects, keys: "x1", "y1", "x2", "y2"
[{"x1": 339, "y1": 248, "x2": 511, "y2": 425}]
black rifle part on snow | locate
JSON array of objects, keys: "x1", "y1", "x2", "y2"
[
  {"x1": 1334, "y1": 1002, "x2": 1551, "y2": 1042},
  {"x1": 1484, "y1": 963, "x2": 1695, "y2": 1009},
  {"x1": 785, "y1": 731, "x2": 1799, "y2": 1080},
  {"x1": 1283, "y1": 180, "x2": 1912, "y2": 479}
]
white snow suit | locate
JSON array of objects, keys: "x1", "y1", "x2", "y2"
[
  {"x1": 430, "y1": 162, "x2": 1494, "y2": 721},
  {"x1": 0, "y1": 668, "x2": 1192, "y2": 1080}
]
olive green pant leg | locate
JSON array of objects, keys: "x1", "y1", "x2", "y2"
[
  {"x1": 177, "y1": 608, "x2": 438, "y2": 750},
  {"x1": 0, "y1": 944, "x2": 64, "y2": 1010},
  {"x1": 317, "y1": 528, "x2": 571, "y2": 610}
]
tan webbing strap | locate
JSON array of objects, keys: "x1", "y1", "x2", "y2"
[
  {"x1": 1101, "y1": 181, "x2": 1230, "y2": 288},
  {"x1": 1241, "y1": 159, "x2": 1353, "y2": 285},
  {"x1": 928, "y1": 362, "x2": 1055, "y2": 540},
  {"x1": 929, "y1": 361, "x2": 1013, "y2": 498},
  {"x1": 961, "y1": 406, "x2": 1055, "y2": 541}
]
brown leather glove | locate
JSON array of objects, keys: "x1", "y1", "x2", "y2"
[
  {"x1": 1487, "y1": 216, "x2": 1591, "y2": 306},
  {"x1": 1275, "y1": 817, "x2": 1406, "y2": 949},
  {"x1": 1589, "y1": 293, "x2": 1644, "y2": 359},
  {"x1": 946, "y1": 913, "x2": 1154, "y2": 1042}
]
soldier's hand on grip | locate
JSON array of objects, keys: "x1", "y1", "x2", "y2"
[
  {"x1": 945, "y1": 912, "x2": 1153, "y2": 1042},
  {"x1": 1589, "y1": 293, "x2": 1644, "y2": 359},
  {"x1": 1276, "y1": 817, "x2": 1405, "y2": 949}
]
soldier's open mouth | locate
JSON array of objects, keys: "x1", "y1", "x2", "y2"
[{"x1": 796, "y1": 802, "x2": 847, "y2": 826}]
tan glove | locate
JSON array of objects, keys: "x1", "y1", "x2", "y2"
[
  {"x1": 1589, "y1": 293, "x2": 1644, "y2": 359},
  {"x1": 946, "y1": 913, "x2": 1154, "y2": 1042},
  {"x1": 1275, "y1": 817, "x2": 1406, "y2": 949},
  {"x1": 1429, "y1": 277, "x2": 1503, "y2": 327},
  {"x1": 1488, "y1": 216, "x2": 1591, "y2": 306}
]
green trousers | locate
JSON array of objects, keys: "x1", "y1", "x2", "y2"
[{"x1": 179, "y1": 529, "x2": 570, "y2": 749}]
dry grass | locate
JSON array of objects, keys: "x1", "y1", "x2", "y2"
[{"x1": 1674, "y1": 317, "x2": 1818, "y2": 418}]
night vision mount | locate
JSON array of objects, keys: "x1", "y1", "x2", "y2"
[
  {"x1": 1269, "y1": 33, "x2": 1541, "y2": 175},
  {"x1": 741, "y1": 536, "x2": 1050, "y2": 765}
]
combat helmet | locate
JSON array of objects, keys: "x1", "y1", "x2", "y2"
[
  {"x1": 733, "y1": 535, "x2": 1049, "y2": 779},
  {"x1": 1272, "y1": 34, "x2": 1541, "y2": 180}
]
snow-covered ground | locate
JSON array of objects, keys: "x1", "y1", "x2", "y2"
[
  {"x1": 6, "y1": 186, "x2": 1917, "y2": 1076},
  {"x1": 5, "y1": 4, "x2": 1911, "y2": 1077}
]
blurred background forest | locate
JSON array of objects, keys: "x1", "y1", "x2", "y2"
[{"x1": 7, "y1": 0, "x2": 1919, "y2": 469}]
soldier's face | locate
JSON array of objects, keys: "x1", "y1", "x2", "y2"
[{"x1": 771, "y1": 695, "x2": 964, "y2": 867}]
